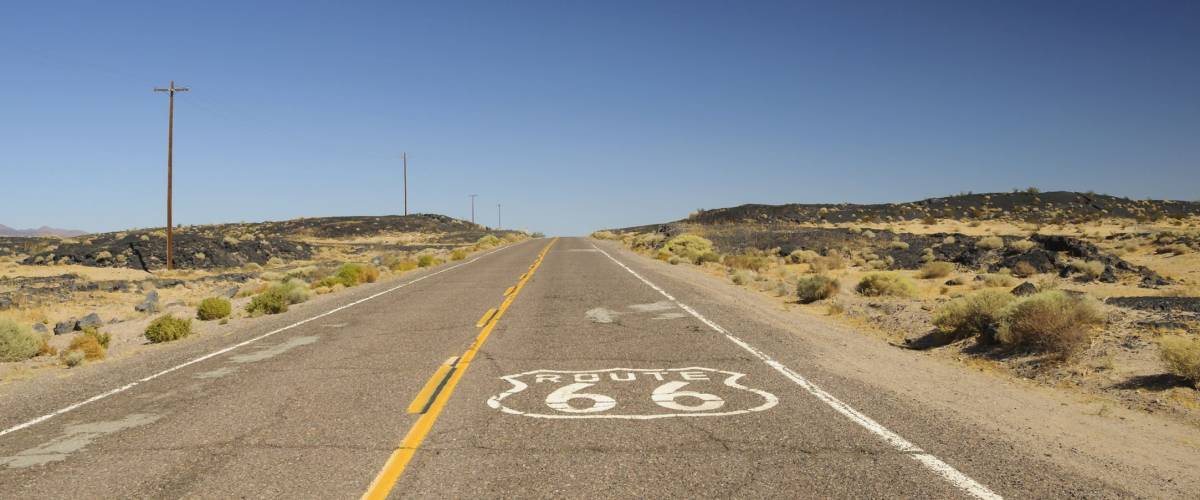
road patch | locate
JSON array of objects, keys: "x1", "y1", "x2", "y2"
[
  {"x1": 0, "y1": 414, "x2": 159, "y2": 468},
  {"x1": 229, "y1": 335, "x2": 319, "y2": 363},
  {"x1": 487, "y1": 367, "x2": 778, "y2": 419},
  {"x1": 585, "y1": 307, "x2": 622, "y2": 324}
]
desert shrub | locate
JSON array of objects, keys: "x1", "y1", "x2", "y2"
[
  {"x1": 888, "y1": 240, "x2": 910, "y2": 250},
  {"x1": 976, "y1": 236, "x2": 1004, "y2": 250},
  {"x1": 1070, "y1": 260, "x2": 1105, "y2": 281},
  {"x1": 856, "y1": 273, "x2": 916, "y2": 297},
  {"x1": 60, "y1": 349, "x2": 85, "y2": 368},
  {"x1": 932, "y1": 290, "x2": 1017, "y2": 343},
  {"x1": 37, "y1": 336, "x2": 57, "y2": 357},
  {"x1": 980, "y1": 273, "x2": 1017, "y2": 288},
  {"x1": 196, "y1": 297, "x2": 232, "y2": 321},
  {"x1": 942, "y1": 236, "x2": 957, "y2": 245},
  {"x1": 997, "y1": 291, "x2": 1104, "y2": 357},
  {"x1": 276, "y1": 279, "x2": 311, "y2": 304},
  {"x1": 809, "y1": 254, "x2": 845, "y2": 273},
  {"x1": 318, "y1": 263, "x2": 379, "y2": 287},
  {"x1": 1009, "y1": 239, "x2": 1036, "y2": 252},
  {"x1": 417, "y1": 255, "x2": 441, "y2": 268},
  {"x1": 1156, "y1": 244, "x2": 1189, "y2": 256},
  {"x1": 788, "y1": 249, "x2": 819, "y2": 264},
  {"x1": 80, "y1": 327, "x2": 111, "y2": 348},
  {"x1": 391, "y1": 259, "x2": 418, "y2": 272},
  {"x1": 730, "y1": 270, "x2": 753, "y2": 286},
  {"x1": 662, "y1": 234, "x2": 715, "y2": 264},
  {"x1": 696, "y1": 252, "x2": 721, "y2": 264},
  {"x1": 144, "y1": 315, "x2": 194, "y2": 343},
  {"x1": 1157, "y1": 336, "x2": 1200, "y2": 385},
  {"x1": 724, "y1": 254, "x2": 772, "y2": 272},
  {"x1": 0, "y1": 318, "x2": 40, "y2": 362},
  {"x1": 796, "y1": 275, "x2": 839, "y2": 303},
  {"x1": 67, "y1": 334, "x2": 106, "y2": 361},
  {"x1": 450, "y1": 249, "x2": 469, "y2": 261},
  {"x1": 918, "y1": 261, "x2": 954, "y2": 279},
  {"x1": 631, "y1": 233, "x2": 666, "y2": 249},
  {"x1": 246, "y1": 288, "x2": 289, "y2": 316},
  {"x1": 1011, "y1": 261, "x2": 1039, "y2": 278},
  {"x1": 476, "y1": 234, "x2": 503, "y2": 249}
]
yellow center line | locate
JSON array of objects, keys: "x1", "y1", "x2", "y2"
[
  {"x1": 362, "y1": 238, "x2": 557, "y2": 500},
  {"x1": 474, "y1": 308, "x2": 498, "y2": 328},
  {"x1": 404, "y1": 357, "x2": 459, "y2": 414}
]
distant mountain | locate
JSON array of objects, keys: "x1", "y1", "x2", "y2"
[{"x1": 0, "y1": 224, "x2": 88, "y2": 238}]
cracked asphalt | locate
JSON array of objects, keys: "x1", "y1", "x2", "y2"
[{"x1": 0, "y1": 238, "x2": 1128, "y2": 498}]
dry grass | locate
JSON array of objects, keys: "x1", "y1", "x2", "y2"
[
  {"x1": 998, "y1": 291, "x2": 1105, "y2": 358},
  {"x1": 1158, "y1": 336, "x2": 1200, "y2": 386},
  {"x1": 917, "y1": 261, "x2": 954, "y2": 279},
  {"x1": 856, "y1": 273, "x2": 916, "y2": 297},
  {"x1": 796, "y1": 275, "x2": 839, "y2": 303}
]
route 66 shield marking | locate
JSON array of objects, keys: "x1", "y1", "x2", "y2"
[{"x1": 486, "y1": 367, "x2": 778, "y2": 419}]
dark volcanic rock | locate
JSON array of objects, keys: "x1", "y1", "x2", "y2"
[
  {"x1": 1011, "y1": 282, "x2": 1038, "y2": 296},
  {"x1": 1107, "y1": 297, "x2": 1200, "y2": 314},
  {"x1": 54, "y1": 320, "x2": 76, "y2": 335},
  {"x1": 77, "y1": 313, "x2": 102, "y2": 329}
]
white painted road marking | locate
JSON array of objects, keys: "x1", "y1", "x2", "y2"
[
  {"x1": 488, "y1": 367, "x2": 778, "y2": 419},
  {"x1": 591, "y1": 244, "x2": 1002, "y2": 500},
  {"x1": 0, "y1": 241, "x2": 526, "y2": 440}
]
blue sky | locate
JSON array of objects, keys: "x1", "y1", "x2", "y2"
[{"x1": 2, "y1": 1, "x2": 1197, "y2": 236}]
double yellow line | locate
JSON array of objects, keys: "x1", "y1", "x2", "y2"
[{"x1": 362, "y1": 238, "x2": 557, "y2": 499}]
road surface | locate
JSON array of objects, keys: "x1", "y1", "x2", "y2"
[{"x1": 0, "y1": 238, "x2": 1135, "y2": 498}]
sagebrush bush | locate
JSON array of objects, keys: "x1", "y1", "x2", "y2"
[
  {"x1": 856, "y1": 273, "x2": 916, "y2": 297},
  {"x1": 60, "y1": 349, "x2": 85, "y2": 368},
  {"x1": 788, "y1": 249, "x2": 819, "y2": 264},
  {"x1": 67, "y1": 334, "x2": 106, "y2": 361},
  {"x1": 450, "y1": 249, "x2": 468, "y2": 261},
  {"x1": 932, "y1": 290, "x2": 1016, "y2": 343},
  {"x1": 476, "y1": 234, "x2": 503, "y2": 249},
  {"x1": 918, "y1": 261, "x2": 954, "y2": 279},
  {"x1": 724, "y1": 254, "x2": 771, "y2": 272},
  {"x1": 196, "y1": 297, "x2": 232, "y2": 321},
  {"x1": 277, "y1": 279, "x2": 311, "y2": 304},
  {"x1": 80, "y1": 327, "x2": 111, "y2": 348},
  {"x1": 391, "y1": 260, "x2": 418, "y2": 272},
  {"x1": 796, "y1": 275, "x2": 839, "y2": 303},
  {"x1": 1158, "y1": 336, "x2": 1200, "y2": 385},
  {"x1": 1070, "y1": 260, "x2": 1106, "y2": 281},
  {"x1": 980, "y1": 273, "x2": 1017, "y2": 288},
  {"x1": 888, "y1": 240, "x2": 910, "y2": 250},
  {"x1": 145, "y1": 315, "x2": 193, "y2": 343},
  {"x1": 1009, "y1": 239, "x2": 1036, "y2": 252},
  {"x1": 997, "y1": 291, "x2": 1104, "y2": 357},
  {"x1": 976, "y1": 236, "x2": 1004, "y2": 250},
  {"x1": 246, "y1": 288, "x2": 289, "y2": 316},
  {"x1": 318, "y1": 263, "x2": 379, "y2": 288},
  {"x1": 730, "y1": 270, "x2": 753, "y2": 286},
  {"x1": 0, "y1": 317, "x2": 40, "y2": 362},
  {"x1": 590, "y1": 230, "x2": 619, "y2": 240},
  {"x1": 809, "y1": 254, "x2": 845, "y2": 273},
  {"x1": 662, "y1": 234, "x2": 715, "y2": 264}
]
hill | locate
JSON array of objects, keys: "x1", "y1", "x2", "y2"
[
  {"x1": 0, "y1": 224, "x2": 87, "y2": 238},
  {"x1": 686, "y1": 191, "x2": 1200, "y2": 226}
]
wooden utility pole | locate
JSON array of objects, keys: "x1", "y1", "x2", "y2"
[
  {"x1": 403, "y1": 152, "x2": 408, "y2": 215},
  {"x1": 470, "y1": 194, "x2": 478, "y2": 224},
  {"x1": 154, "y1": 81, "x2": 189, "y2": 270}
]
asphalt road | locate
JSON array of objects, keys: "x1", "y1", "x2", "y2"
[{"x1": 0, "y1": 237, "x2": 1131, "y2": 498}]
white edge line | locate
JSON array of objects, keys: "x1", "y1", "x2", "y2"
[
  {"x1": 590, "y1": 243, "x2": 1002, "y2": 500},
  {"x1": 0, "y1": 241, "x2": 528, "y2": 439}
]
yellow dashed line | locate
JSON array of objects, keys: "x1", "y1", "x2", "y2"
[
  {"x1": 362, "y1": 238, "x2": 557, "y2": 500},
  {"x1": 475, "y1": 308, "x2": 497, "y2": 328},
  {"x1": 405, "y1": 357, "x2": 458, "y2": 414}
]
